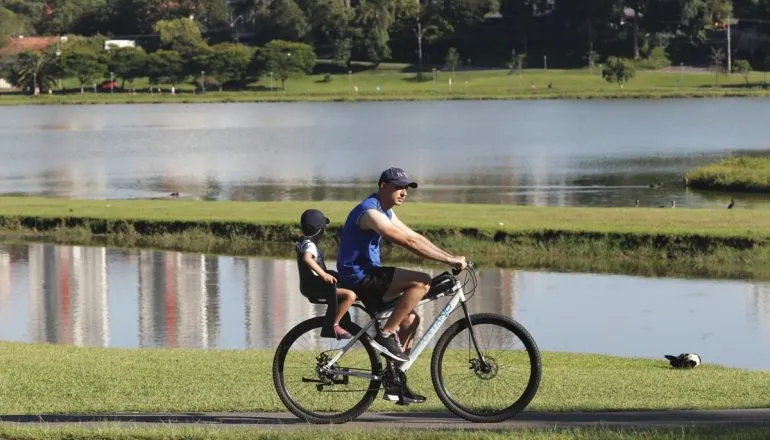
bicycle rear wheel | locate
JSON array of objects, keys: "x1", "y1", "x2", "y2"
[
  {"x1": 272, "y1": 317, "x2": 382, "y2": 424},
  {"x1": 431, "y1": 313, "x2": 541, "y2": 422}
]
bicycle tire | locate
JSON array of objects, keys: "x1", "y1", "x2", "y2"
[
  {"x1": 431, "y1": 313, "x2": 542, "y2": 423},
  {"x1": 272, "y1": 317, "x2": 382, "y2": 424}
]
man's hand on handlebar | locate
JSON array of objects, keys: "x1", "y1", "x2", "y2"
[{"x1": 450, "y1": 256, "x2": 467, "y2": 272}]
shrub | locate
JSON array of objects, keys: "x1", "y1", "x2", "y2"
[
  {"x1": 634, "y1": 46, "x2": 671, "y2": 70},
  {"x1": 602, "y1": 57, "x2": 636, "y2": 86}
]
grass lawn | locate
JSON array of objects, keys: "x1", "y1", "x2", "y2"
[
  {"x1": 3, "y1": 426, "x2": 770, "y2": 440},
  {"x1": 2, "y1": 426, "x2": 770, "y2": 440},
  {"x1": 686, "y1": 155, "x2": 770, "y2": 193},
  {"x1": 1, "y1": 67, "x2": 769, "y2": 104},
  {"x1": 0, "y1": 197, "x2": 768, "y2": 239},
  {"x1": 1, "y1": 341, "x2": 768, "y2": 415},
  {"x1": 2, "y1": 196, "x2": 770, "y2": 279}
]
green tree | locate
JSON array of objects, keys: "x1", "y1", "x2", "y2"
[
  {"x1": 677, "y1": 0, "x2": 733, "y2": 43},
  {"x1": 247, "y1": 0, "x2": 312, "y2": 41},
  {"x1": 132, "y1": 0, "x2": 206, "y2": 33},
  {"x1": 732, "y1": 59, "x2": 752, "y2": 85},
  {"x1": 107, "y1": 46, "x2": 147, "y2": 90},
  {"x1": 355, "y1": 0, "x2": 418, "y2": 64},
  {"x1": 25, "y1": 0, "x2": 108, "y2": 35},
  {"x1": 0, "y1": 50, "x2": 61, "y2": 94},
  {"x1": 253, "y1": 40, "x2": 316, "y2": 89},
  {"x1": 420, "y1": 9, "x2": 453, "y2": 47},
  {"x1": 332, "y1": 37, "x2": 353, "y2": 68},
  {"x1": 407, "y1": 2, "x2": 453, "y2": 69},
  {"x1": 204, "y1": 43, "x2": 253, "y2": 91},
  {"x1": 0, "y1": 0, "x2": 41, "y2": 34},
  {"x1": 146, "y1": 49, "x2": 185, "y2": 88},
  {"x1": 296, "y1": 0, "x2": 354, "y2": 67},
  {"x1": 153, "y1": 18, "x2": 207, "y2": 57},
  {"x1": 153, "y1": 18, "x2": 210, "y2": 77},
  {"x1": 61, "y1": 47, "x2": 106, "y2": 93},
  {"x1": 59, "y1": 34, "x2": 108, "y2": 53},
  {"x1": 508, "y1": 52, "x2": 526, "y2": 76},
  {"x1": 441, "y1": 0, "x2": 498, "y2": 27},
  {"x1": 444, "y1": 46, "x2": 460, "y2": 77},
  {"x1": 197, "y1": 0, "x2": 231, "y2": 29},
  {"x1": 602, "y1": 56, "x2": 636, "y2": 86},
  {"x1": 710, "y1": 46, "x2": 725, "y2": 85},
  {"x1": 0, "y1": 7, "x2": 25, "y2": 46},
  {"x1": 500, "y1": 0, "x2": 550, "y2": 55},
  {"x1": 584, "y1": 50, "x2": 600, "y2": 71},
  {"x1": 764, "y1": 53, "x2": 770, "y2": 88},
  {"x1": 554, "y1": 0, "x2": 615, "y2": 59}
]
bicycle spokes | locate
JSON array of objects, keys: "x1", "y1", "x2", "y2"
[
  {"x1": 432, "y1": 315, "x2": 542, "y2": 422},
  {"x1": 273, "y1": 317, "x2": 382, "y2": 423}
]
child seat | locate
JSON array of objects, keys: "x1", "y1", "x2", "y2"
[{"x1": 295, "y1": 245, "x2": 351, "y2": 338}]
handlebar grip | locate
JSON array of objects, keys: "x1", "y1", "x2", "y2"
[{"x1": 452, "y1": 261, "x2": 474, "y2": 276}]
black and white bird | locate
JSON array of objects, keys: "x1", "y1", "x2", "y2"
[{"x1": 664, "y1": 353, "x2": 701, "y2": 369}]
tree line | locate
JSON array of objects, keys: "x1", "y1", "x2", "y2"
[
  {"x1": 0, "y1": 21, "x2": 317, "y2": 93},
  {"x1": 1, "y1": 0, "x2": 770, "y2": 78}
]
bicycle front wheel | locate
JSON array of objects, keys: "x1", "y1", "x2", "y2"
[
  {"x1": 272, "y1": 317, "x2": 382, "y2": 424},
  {"x1": 431, "y1": 313, "x2": 542, "y2": 423}
]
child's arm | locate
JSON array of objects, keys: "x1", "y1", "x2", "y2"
[{"x1": 302, "y1": 252, "x2": 337, "y2": 284}]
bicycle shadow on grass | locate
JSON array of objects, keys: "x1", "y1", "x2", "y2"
[
  {"x1": 0, "y1": 413, "x2": 302, "y2": 425},
  {"x1": 0, "y1": 412, "x2": 462, "y2": 425}
]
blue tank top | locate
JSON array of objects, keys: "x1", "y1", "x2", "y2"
[{"x1": 337, "y1": 193, "x2": 393, "y2": 287}]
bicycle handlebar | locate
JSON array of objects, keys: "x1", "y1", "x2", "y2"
[{"x1": 452, "y1": 261, "x2": 474, "y2": 276}]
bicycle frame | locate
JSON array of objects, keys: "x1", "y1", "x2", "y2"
[{"x1": 323, "y1": 277, "x2": 473, "y2": 378}]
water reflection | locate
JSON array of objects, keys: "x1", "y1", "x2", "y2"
[
  {"x1": 27, "y1": 245, "x2": 108, "y2": 346},
  {"x1": 2, "y1": 101, "x2": 770, "y2": 207},
  {"x1": 3, "y1": 242, "x2": 770, "y2": 369},
  {"x1": 138, "y1": 251, "x2": 220, "y2": 348}
]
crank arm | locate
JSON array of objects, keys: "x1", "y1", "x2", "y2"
[{"x1": 325, "y1": 368, "x2": 380, "y2": 381}]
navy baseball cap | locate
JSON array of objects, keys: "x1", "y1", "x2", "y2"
[
  {"x1": 378, "y1": 167, "x2": 418, "y2": 189},
  {"x1": 300, "y1": 209, "x2": 329, "y2": 237}
]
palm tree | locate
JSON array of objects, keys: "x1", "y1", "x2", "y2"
[{"x1": 2, "y1": 50, "x2": 62, "y2": 94}]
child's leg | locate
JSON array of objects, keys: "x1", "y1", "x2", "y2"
[
  {"x1": 334, "y1": 289, "x2": 356, "y2": 324},
  {"x1": 333, "y1": 289, "x2": 356, "y2": 339}
]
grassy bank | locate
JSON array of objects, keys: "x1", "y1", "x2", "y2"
[
  {"x1": 1, "y1": 342, "x2": 769, "y2": 415},
  {"x1": 4, "y1": 426, "x2": 770, "y2": 440},
  {"x1": 1, "y1": 68, "x2": 769, "y2": 105},
  {"x1": 3, "y1": 426, "x2": 770, "y2": 440},
  {"x1": 1, "y1": 197, "x2": 770, "y2": 279},
  {"x1": 686, "y1": 155, "x2": 770, "y2": 193}
]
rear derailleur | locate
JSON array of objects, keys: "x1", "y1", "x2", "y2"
[{"x1": 301, "y1": 352, "x2": 349, "y2": 391}]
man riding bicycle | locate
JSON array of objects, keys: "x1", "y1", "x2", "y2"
[{"x1": 336, "y1": 166, "x2": 467, "y2": 404}]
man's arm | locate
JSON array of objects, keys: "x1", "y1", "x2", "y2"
[
  {"x1": 360, "y1": 210, "x2": 463, "y2": 267},
  {"x1": 389, "y1": 212, "x2": 456, "y2": 262}
]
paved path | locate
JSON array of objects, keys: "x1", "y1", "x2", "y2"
[{"x1": 2, "y1": 409, "x2": 770, "y2": 430}]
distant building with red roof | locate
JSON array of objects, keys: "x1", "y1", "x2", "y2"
[{"x1": 0, "y1": 36, "x2": 61, "y2": 56}]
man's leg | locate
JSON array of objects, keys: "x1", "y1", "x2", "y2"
[
  {"x1": 374, "y1": 269, "x2": 430, "y2": 405},
  {"x1": 382, "y1": 272, "x2": 428, "y2": 405},
  {"x1": 381, "y1": 268, "x2": 431, "y2": 334},
  {"x1": 398, "y1": 312, "x2": 420, "y2": 354}
]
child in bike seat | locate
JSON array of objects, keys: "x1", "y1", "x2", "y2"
[{"x1": 296, "y1": 209, "x2": 357, "y2": 340}]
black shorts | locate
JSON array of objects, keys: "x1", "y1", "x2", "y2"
[{"x1": 356, "y1": 266, "x2": 396, "y2": 311}]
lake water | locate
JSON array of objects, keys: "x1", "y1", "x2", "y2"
[
  {"x1": 2, "y1": 242, "x2": 770, "y2": 370},
  {"x1": 1, "y1": 100, "x2": 770, "y2": 208}
]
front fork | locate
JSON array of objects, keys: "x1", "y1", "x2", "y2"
[{"x1": 460, "y1": 302, "x2": 491, "y2": 372}]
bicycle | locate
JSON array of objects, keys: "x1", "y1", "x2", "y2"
[{"x1": 272, "y1": 262, "x2": 542, "y2": 424}]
